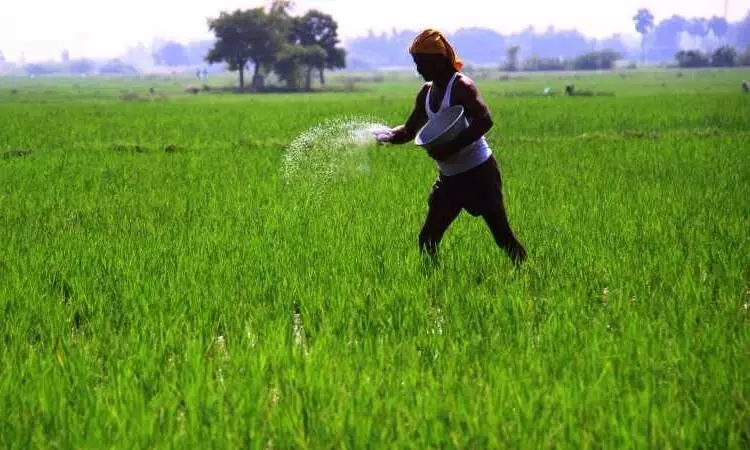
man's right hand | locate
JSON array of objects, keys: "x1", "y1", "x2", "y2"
[{"x1": 373, "y1": 129, "x2": 394, "y2": 145}]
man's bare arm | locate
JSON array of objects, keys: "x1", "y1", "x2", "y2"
[{"x1": 381, "y1": 85, "x2": 429, "y2": 145}]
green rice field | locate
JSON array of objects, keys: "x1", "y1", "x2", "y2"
[{"x1": 1, "y1": 69, "x2": 749, "y2": 448}]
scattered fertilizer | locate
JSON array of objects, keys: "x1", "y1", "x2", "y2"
[{"x1": 282, "y1": 116, "x2": 391, "y2": 186}]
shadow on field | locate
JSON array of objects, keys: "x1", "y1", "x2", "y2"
[
  {"x1": 577, "y1": 130, "x2": 661, "y2": 140},
  {"x1": 491, "y1": 90, "x2": 615, "y2": 98},
  {"x1": 209, "y1": 84, "x2": 368, "y2": 94},
  {"x1": 110, "y1": 143, "x2": 189, "y2": 154},
  {"x1": 119, "y1": 91, "x2": 170, "y2": 102},
  {"x1": 2, "y1": 149, "x2": 33, "y2": 159}
]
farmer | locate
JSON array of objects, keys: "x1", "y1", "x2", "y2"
[{"x1": 375, "y1": 29, "x2": 527, "y2": 265}]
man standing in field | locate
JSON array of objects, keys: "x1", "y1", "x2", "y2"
[{"x1": 376, "y1": 29, "x2": 527, "y2": 265}]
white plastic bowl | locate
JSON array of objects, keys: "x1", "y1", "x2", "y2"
[{"x1": 415, "y1": 105, "x2": 468, "y2": 150}]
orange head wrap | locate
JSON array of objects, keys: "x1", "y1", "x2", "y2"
[{"x1": 409, "y1": 29, "x2": 464, "y2": 72}]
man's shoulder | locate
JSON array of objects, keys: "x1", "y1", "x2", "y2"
[
  {"x1": 452, "y1": 73, "x2": 481, "y2": 101},
  {"x1": 456, "y1": 73, "x2": 478, "y2": 90},
  {"x1": 416, "y1": 82, "x2": 430, "y2": 99}
]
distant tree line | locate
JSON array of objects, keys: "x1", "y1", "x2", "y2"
[
  {"x1": 518, "y1": 50, "x2": 623, "y2": 72},
  {"x1": 0, "y1": 41, "x2": 219, "y2": 76},
  {"x1": 675, "y1": 45, "x2": 750, "y2": 68},
  {"x1": 345, "y1": 11, "x2": 750, "y2": 69},
  {"x1": 508, "y1": 45, "x2": 750, "y2": 72},
  {"x1": 17, "y1": 58, "x2": 140, "y2": 76}
]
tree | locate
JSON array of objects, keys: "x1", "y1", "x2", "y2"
[
  {"x1": 687, "y1": 18, "x2": 709, "y2": 38},
  {"x1": 153, "y1": 41, "x2": 189, "y2": 67},
  {"x1": 708, "y1": 16, "x2": 729, "y2": 42},
  {"x1": 267, "y1": 0, "x2": 294, "y2": 41},
  {"x1": 25, "y1": 63, "x2": 61, "y2": 76},
  {"x1": 650, "y1": 15, "x2": 687, "y2": 62},
  {"x1": 68, "y1": 58, "x2": 95, "y2": 74},
  {"x1": 289, "y1": 10, "x2": 346, "y2": 86},
  {"x1": 633, "y1": 8, "x2": 655, "y2": 64},
  {"x1": 529, "y1": 28, "x2": 589, "y2": 60},
  {"x1": 711, "y1": 45, "x2": 736, "y2": 67},
  {"x1": 732, "y1": 13, "x2": 750, "y2": 49},
  {"x1": 505, "y1": 45, "x2": 520, "y2": 71},
  {"x1": 739, "y1": 46, "x2": 750, "y2": 66},
  {"x1": 99, "y1": 59, "x2": 139, "y2": 75},
  {"x1": 675, "y1": 50, "x2": 710, "y2": 68},
  {"x1": 573, "y1": 50, "x2": 622, "y2": 70},
  {"x1": 61, "y1": 49, "x2": 70, "y2": 63},
  {"x1": 523, "y1": 56, "x2": 566, "y2": 71},
  {"x1": 206, "y1": 8, "x2": 283, "y2": 90},
  {"x1": 451, "y1": 28, "x2": 505, "y2": 66},
  {"x1": 268, "y1": 0, "x2": 293, "y2": 17},
  {"x1": 322, "y1": 47, "x2": 346, "y2": 84},
  {"x1": 274, "y1": 44, "x2": 326, "y2": 90}
]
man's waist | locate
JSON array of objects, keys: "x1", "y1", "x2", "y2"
[{"x1": 437, "y1": 139, "x2": 492, "y2": 175}]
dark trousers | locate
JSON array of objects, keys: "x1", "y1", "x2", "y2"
[{"x1": 419, "y1": 155, "x2": 526, "y2": 265}]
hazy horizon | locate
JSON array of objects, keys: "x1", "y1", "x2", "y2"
[{"x1": 1, "y1": 0, "x2": 745, "y2": 62}]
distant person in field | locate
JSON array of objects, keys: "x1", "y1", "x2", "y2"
[{"x1": 375, "y1": 29, "x2": 527, "y2": 265}]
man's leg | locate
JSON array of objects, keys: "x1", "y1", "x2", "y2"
[
  {"x1": 472, "y1": 157, "x2": 527, "y2": 265},
  {"x1": 419, "y1": 196, "x2": 462, "y2": 258},
  {"x1": 482, "y1": 200, "x2": 527, "y2": 266}
]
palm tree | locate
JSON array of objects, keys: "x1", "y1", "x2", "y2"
[{"x1": 633, "y1": 8, "x2": 655, "y2": 64}]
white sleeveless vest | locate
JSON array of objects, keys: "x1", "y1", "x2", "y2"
[{"x1": 425, "y1": 72, "x2": 492, "y2": 176}]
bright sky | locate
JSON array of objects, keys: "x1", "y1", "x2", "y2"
[{"x1": 0, "y1": 0, "x2": 746, "y2": 62}]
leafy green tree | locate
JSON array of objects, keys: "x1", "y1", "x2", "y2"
[
  {"x1": 206, "y1": 8, "x2": 283, "y2": 89},
  {"x1": 268, "y1": 0, "x2": 293, "y2": 17},
  {"x1": 633, "y1": 8, "x2": 655, "y2": 63},
  {"x1": 290, "y1": 10, "x2": 346, "y2": 86},
  {"x1": 274, "y1": 44, "x2": 326, "y2": 90},
  {"x1": 267, "y1": 0, "x2": 294, "y2": 42},
  {"x1": 205, "y1": 2, "x2": 345, "y2": 92}
]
